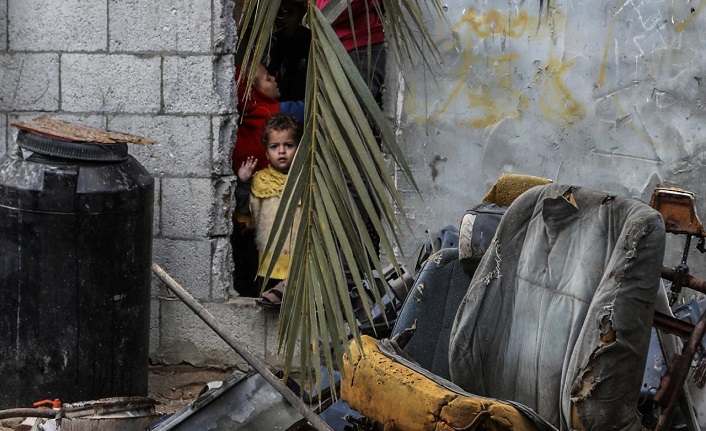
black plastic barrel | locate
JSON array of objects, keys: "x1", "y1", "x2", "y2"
[{"x1": 0, "y1": 130, "x2": 154, "y2": 409}]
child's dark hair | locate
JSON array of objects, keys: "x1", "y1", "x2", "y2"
[{"x1": 261, "y1": 114, "x2": 301, "y2": 147}]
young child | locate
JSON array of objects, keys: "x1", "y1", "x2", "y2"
[
  {"x1": 231, "y1": 62, "x2": 304, "y2": 297},
  {"x1": 232, "y1": 63, "x2": 304, "y2": 174},
  {"x1": 235, "y1": 113, "x2": 302, "y2": 308}
]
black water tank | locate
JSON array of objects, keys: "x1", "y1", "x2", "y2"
[{"x1": 0, "y1": 130, "x2": 154, "y2": 409}]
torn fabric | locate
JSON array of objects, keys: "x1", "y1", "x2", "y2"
[{"x1": 448, "y1": 184, "x2": 665, "y2": 430}]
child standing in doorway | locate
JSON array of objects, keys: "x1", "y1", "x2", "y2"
[
  {"x1": 235, "y1": 113, "x2": 302, "y2": 308},
  {"x1": 231, "y1": 63, "x2": 304, "y2": 297}
]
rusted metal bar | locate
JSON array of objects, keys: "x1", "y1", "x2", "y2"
[
  {"x1": 653, "y1": 311, "x2": 695, "y2": 340},
  {"x1": 151, "y1": 263, "x2": 333, "y2": 431},
  {"x1": 653, "y1": 302, "x2": 706, "y2": 431},
  {"x1": 661, "y1": 266, "x2": 706, "y2": 295}
]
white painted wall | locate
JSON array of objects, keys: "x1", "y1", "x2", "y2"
[{"x1": 391, "y1": 0, "x2": 706, "y2": 272}]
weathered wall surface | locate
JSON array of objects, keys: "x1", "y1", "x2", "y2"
[
  {"x1": 393, "y1": 0, "x2": 706, "y2": 266},
  {"x1": 0, "y1": 0, "x2": 284, "y2": 370}
]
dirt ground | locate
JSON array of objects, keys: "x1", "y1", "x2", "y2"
[
  {"x1": 0, "y1": 364, "x2": 237, "y2": 431},
  {"x1": 147, "y1": 363, "x2": 238, "y2": 415}
]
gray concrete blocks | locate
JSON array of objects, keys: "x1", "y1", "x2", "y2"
[
  {"x1": 9, "y1": 0, "x2": 106, "y2": 52},
  {"x1": 164, "y1": 55, "x2": 225, "y2": 114},
  {"x1": 62, "y1": 54, "x2": 161, "y2": 113},
  {"x1": 0, "y1": 0, "x2": 7, "y2": 51},
  {"x1": 110, "y1": 115, "x2": 211, "y2": 177},
  {"x1": 161, "y1": 177, "x2": 213, "y2": 238},
  {"x1": 214, "y1": 54, "x2": 236, "y2": 114},
  {"x1": 153, "y1": 300, "x2": 244, "y2": 369},
  {"x1": 210, "y1": 177, "x2": 235, "y2": 237},
  {"x1": 211, "y1": 237, "x2": 234, "y2": 301},
  {"x1": 9, "y1": 112, "x2": 106, "y2": 129},
  {"x1": 1, "y1": 0, "x2": 252, "y2": 370},
  {"x1": 213, "y1": 0, "x2": 236, "y2": 55},
  {"x1": 153, "y1": 238, "x2": 212, "y2": 300},
  {"x1": 154, "y1": 299, "x2": 282, "y2": 370},
  {"x1": 109, "y1": 0, "x2": 211, "y2": 53},
  {"x1": 0, "y1": 114, "x2": 6, "y2": 161},
  {"x1": 0, "y1": 54, "x2": 59, "y2": 111},
  {"x1": 212, "y1": 115, "x2": 236, "y2": 176}
]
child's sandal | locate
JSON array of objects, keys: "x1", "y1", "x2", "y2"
[{"x1": 257, "y1": 281, "x2": 285, "y2": 308}]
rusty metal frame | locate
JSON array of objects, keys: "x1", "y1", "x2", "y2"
[{"x1": 650, "y1": 185, "x2": 706, "y2": 431}]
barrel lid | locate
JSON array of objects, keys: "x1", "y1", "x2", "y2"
[
  {"x1": 16, "y1": 130, "x2": 129, "y2": 162},
  {"x1": 10, "y1": 117, "x2": 153, "y2": 162}
]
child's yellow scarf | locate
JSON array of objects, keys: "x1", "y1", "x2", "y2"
[{"x1": 251, "y1": 165, "x2": 287, "y2": 199}]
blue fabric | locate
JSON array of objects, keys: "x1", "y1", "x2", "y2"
[{"x1": 279, "y1": 100, "x2": 305, "y2": 127}]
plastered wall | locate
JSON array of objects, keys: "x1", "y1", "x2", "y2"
[{"x1": 393, "y1": 0, "x2": 706, "y2": 269}]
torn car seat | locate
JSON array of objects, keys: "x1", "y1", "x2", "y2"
[{"x1": 449, "y1": 184, "x2": 666, "y2": 430}]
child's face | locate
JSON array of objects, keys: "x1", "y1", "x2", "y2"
[
  {"x1": 265, "y1": 129, "x2": 298, "y2": 173},
  {"x1": 255, "y1": 64, "x2": 280, "y2": 99}
]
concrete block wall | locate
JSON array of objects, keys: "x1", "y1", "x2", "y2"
[{"x1": 1, "y1": 0, "x2": 283, "y2": 370}]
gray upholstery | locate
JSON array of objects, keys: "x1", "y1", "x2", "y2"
[
  {"x1": 391, "y1": 248, "x2": 474, "y2": 380},
  {"x1": 449, "y1": 184, "x2": 665, "y2": 430}
]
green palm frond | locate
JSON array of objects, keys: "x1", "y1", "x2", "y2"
[
  {"x1": 382, "y1": 0, "x2": 444, "y2": 67},
  {"x1": 237, "y1": 0, "x2": 442, "y2": 396}
]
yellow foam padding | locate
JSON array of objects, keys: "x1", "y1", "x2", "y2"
[
  {"x1": 342, "y1": 335, "x2": 543, "y2": 431},
  {"x1": 483, "y1": 174, "x2": 553, "y2": 207}
]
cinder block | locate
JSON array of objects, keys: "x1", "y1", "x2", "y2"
[
  {"x1": 161, "y1": 177, "x2": 212, "y2": 238},
  {"x1": 0, "y1": 0, "x2": 7, "y2": 51},
  {"x1": 61, "y1": 54, "x2": 160, "y2": 113},
  {"x1": 212, "y1": 115, "x2": 236, "y2": 176},
  {"x1": 214, "y1": 54, "x2": 236, "y2": 113},
  {"x1": 152, "y1": 238, "x2": 211, "y2": 300},
  {"x1": 164, "y1": 55, "x2": 227, "y2": 114},
  {"x1": 211, "y1": 237, "x2": 233, "y2": 300},
  {"x1": 154, "y1": 299, "x2": 284, "y2": 369},
  {"x1": 210, "y1": 177, "x2": 235, "y2": 237},
  {"x1": 109, "y1": 0, "x2": 211, "y2": 53},
  {"x1": 0, "y1": 114, "x2": 6, "y2": 161},
  {"x1": 0, "y1": 54, "x2": 59, "y2": 111},
  {"x1": 10, "y1": 112, "x2": 106, "y2": 129},
  {"x1": 9, "y1": 0, "x2": 106, "y2": 51},
  {"x1": 213, "y1": 0, "x2": 236, "y2": 55},
  {"x1": 109, "y1": 115, "x2": 211, "y2": 177}
]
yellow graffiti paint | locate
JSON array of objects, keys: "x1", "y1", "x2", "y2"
[
  {"x1": 405, "y1": 50, "x2": 475, "y2": 123},
  {"x1": 538, "y1": 57, "x2": 586, "y2": 124},
  {"x1": 461, "y1": 53, "x2": 527, "y2": 129},
  {"x1": 454, "y1": 8, "x2": 532, "y2": 38},
  {"x1": 675, "y1": 0, "x2": 706, "y2": 32},
  {"x1": 403, "y1": 5, "x2": 581, "y2": 129}
]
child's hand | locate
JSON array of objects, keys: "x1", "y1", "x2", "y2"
[{"x1": 237, "y1": 156, "x2": 257, "y2": 182}]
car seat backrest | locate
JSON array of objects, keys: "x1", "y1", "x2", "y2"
[
  {"x1": 391, "y1": 248, "x2": 474, "y2": 380},
  {"x1": 448, "y1": 184, "x2": 665, "y2": 431}
]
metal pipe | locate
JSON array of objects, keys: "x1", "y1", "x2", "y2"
[
  {"x1": 654, "y1": 303, "x2": 706, "y2": 431},
  {"x1": 662, "y1": 266, "x2": 706, "y2": 295},
  {"x1": 151, "y1": 263, "x2": 333, "y2": 431}
]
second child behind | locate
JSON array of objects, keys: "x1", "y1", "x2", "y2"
[{"x1": 236, "y1": 113, "x2": 302, "y2": 308}]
